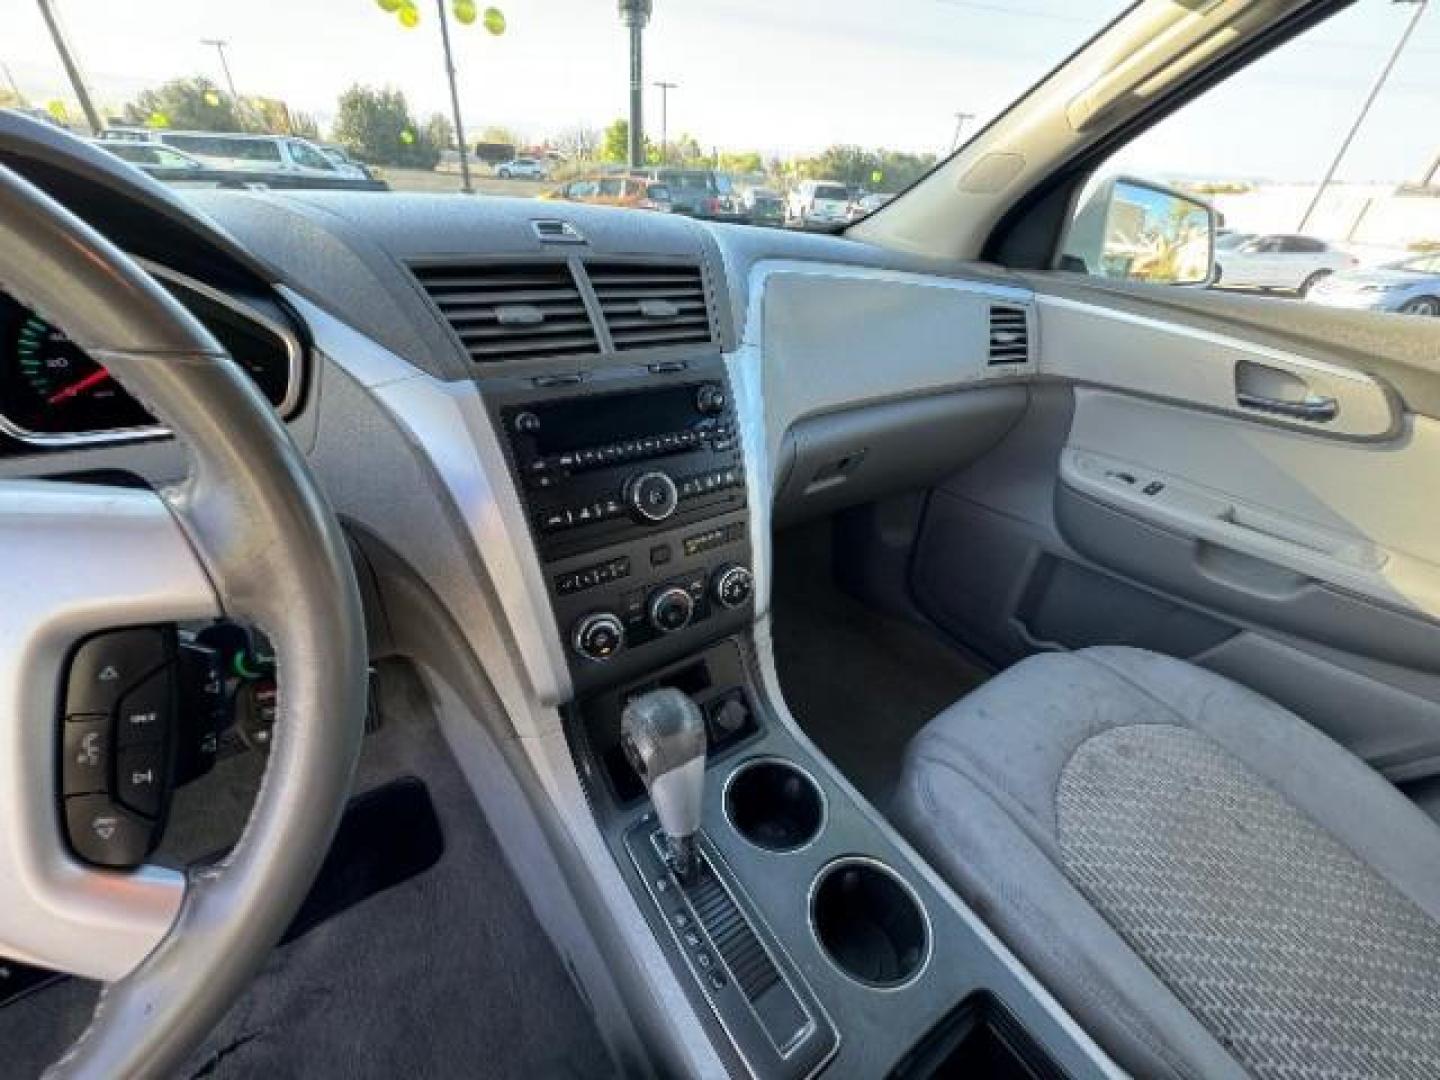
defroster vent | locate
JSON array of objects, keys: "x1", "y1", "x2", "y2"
[
  {"x1": 587, "y1": 261, "x2": 715, "y2": 352},
  {"x1": 988, "y1": 304, "x2": 1031, "y2": 366},
  {"x1": 412, "y1": 261, "x2": 599, "y2": 364}
]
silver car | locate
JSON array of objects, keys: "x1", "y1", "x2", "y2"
[{"x1": 1306, "y1": 253, "x2": 1440, "y2": 317}]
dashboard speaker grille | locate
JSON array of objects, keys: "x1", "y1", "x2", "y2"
[
  {"x1": 988, "y1": 304, "x2": 1030, "y2": 365},
  {"x1": 411, "y1": 261, "x2": 599, "y2": 364},
  {"x1": 586, "y1": 261, "x2": 716, "y2": 352}
]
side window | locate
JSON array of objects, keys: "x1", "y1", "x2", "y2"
[
  {"x1": 1059, "y1": 0, "x2": 1432, "y2": 314},
  {"x1": 570, "y1": 180, "x2": 598, "y2": 198},
  {"x1": 287, "y1": 141, "x2": 334, "y2": 170},
  {"x1": 598, "y1": 178, "x2": 623, "y2": 197}
]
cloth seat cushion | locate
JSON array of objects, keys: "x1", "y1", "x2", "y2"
[{"x1": 894, "y1": 646, "x2": 1440, "y2": 1080}]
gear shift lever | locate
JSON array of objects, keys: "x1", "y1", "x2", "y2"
[{"x1": 621, "y1": 688, "x2": 707, "y2": 884}]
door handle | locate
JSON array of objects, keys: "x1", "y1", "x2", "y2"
[{"x1": 1236, "y1": 391, "x2": 1338, "y2": 423}]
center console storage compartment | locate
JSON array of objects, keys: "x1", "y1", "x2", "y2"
[
  {"x1": 810, "y1": 858, "x2": 929, "y2": 988},
  {"x1": 725, "y1": 758, "x2": 825, "y2": 852},
  {"x1": 889, "y1": 993, "x2": 1067, "y2": 1080}
]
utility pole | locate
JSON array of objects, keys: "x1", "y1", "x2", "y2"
[
  {"x1": 435, "y1": 0, "x2": 474, "y2": 193},
  {"x1": 654, "y1": 80, "x2": 677, "y2": 164},
  {"x1": 201, "y1": 39, "x2": 240, "y2": 102},
  {"x1": 35, "y1": 0, "x2": 103, "y2": 134},
  {"x1": 618, "y1": 0, "x2": 653, "y2": 168},
  {"x1": 1299, "y1": 0, "x2": 1427, "y2": 231},
  {"x1": 949, "y1": 111, "x2": 975, "y2": 153}
]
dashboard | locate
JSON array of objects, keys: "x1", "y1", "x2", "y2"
[{"x1": 0, "y1": 269, "x2": 301, "y2": 446}]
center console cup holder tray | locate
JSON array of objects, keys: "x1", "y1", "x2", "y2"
[
  {"x1": 811, "y1": 858, "x2": 929, "y2": 988},
  {"x1": 724, "y1": 757, "x2": 825, "y2": 852}
]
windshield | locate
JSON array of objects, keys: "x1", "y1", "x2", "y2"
[
  {"x1": 813, "y1": 185, "x2": 849, "y2": 202},
  {"x1": 5, "y1": 0, "x2": 1128, "y2": 223}
]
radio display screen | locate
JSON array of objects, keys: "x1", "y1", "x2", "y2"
[{"x1": 524, "y1": 385, "x2": 698, "y2": 456}]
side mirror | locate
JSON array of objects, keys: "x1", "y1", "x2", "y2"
[{"x1": 1061, "y1": 175, "x2": 1216, "y2": 286}]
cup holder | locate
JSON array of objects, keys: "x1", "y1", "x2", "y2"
[
  {"x1": 724, "y1": 758, "x2": 825, "y2": 852},
  {"x1": 810, "y1": 859, "x2": 929, "y2": 989}
]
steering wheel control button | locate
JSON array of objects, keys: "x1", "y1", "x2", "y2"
[
  {"x1": 65, "y1": 626, "x2": 169, "y2": 715},
  {"x1": 62, "y1": 716, "x2": 111, "y2": 796},
  {"x1": 114, "y1": 664, "x2": 176, "y2": 748},
  {"x1": 64, "y1": 795, "x2": 154, "y2": 868},
  {"x1": 649, "y1": 586, "x2": 695, "y2": 634},
  {"x1": 573, "y1": 612, "x2": 625, "y2": 662},
  {"x1": 626, "y1": 470, "x2": 680, "y2": 523},
  {"x1": 116, "y1": 745, "x2": 165, "y2": 817},
  {"x1": 712, "y1": 564, "x2": 755, "y2": 610}
]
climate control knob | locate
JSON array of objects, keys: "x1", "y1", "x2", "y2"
[
  {"x1": 625, "y1": 470, "x2": 680, "y2": 523},
  {"x1": 648, "y1": 586, "x2": 695, "y2": 634},
  {"x1": 712, "y1": 564, "x2": 755, "y2": 610},
  {"x1": 572, "y1": 612, "x2": 625, "y2": 662}
]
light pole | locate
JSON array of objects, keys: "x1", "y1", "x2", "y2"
[
  {"x1": 434, "y1": 0, "x2": 473, "y2": 194},
  {"x1": 949, "y1": 110, "x2": 975, "y2": 153},
  {"x1": 618, "y1": 0, "x2": 653, "y2": 168},
  {"x1": 35, "y1": 0, "x2": 103, "y2": 133},
  {"x1": 201, "y1": 39, "x2": 240, "y2": 103},
  {"x1": 653, "y1": 80, "x2": 677, "y2": 163},
  {"x1": 1299, "y1": 0, "x2": 1428, "y2": 231}
]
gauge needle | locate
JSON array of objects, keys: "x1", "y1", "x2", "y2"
[{"x1": 46, "y1": 368, "x2": 112, "y2": 405}]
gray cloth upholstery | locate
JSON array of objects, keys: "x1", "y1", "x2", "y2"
[{"x1": 894, "y1": 646, "x2": 1440, "y2": 1080}]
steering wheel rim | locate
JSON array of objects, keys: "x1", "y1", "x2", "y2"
[{"x1": 0, "y1": 165, "x2": 368, "y2": 1077}]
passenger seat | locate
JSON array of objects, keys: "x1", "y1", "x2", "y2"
[{"x1": 895, "y1": 646, "x2": 1440, "y2": 1080}]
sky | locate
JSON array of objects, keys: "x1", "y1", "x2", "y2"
[{"x1": 3, "y1": 0, "x2": 1438, "y2": 182}]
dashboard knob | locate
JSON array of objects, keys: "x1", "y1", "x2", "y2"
[
  {"x1": 696, "y1": 383, "x2": 727, "y2": 416},
  {"x1": 648, "y1": 586, "x2": 695, "y2": 634},
  {"x1": 625, "y1": 470, "x2": 680, "y2": 523},
  {"x1": 712, "y1": 564, "x2": 754, "y2": 610},
  {"x1": 572, "y1": 612, "x2": 625, "y2": 662}
]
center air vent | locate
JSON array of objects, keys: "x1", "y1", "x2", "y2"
[
  {"x1": 987, "y1": 304, "x2": 1030, "y2": 366},
  {"x1": 411, "y1": 261, "x2": 598, "y2": 364},
  {"x1": 586, "y1": 261, "x2": 715, "y2": 352}
]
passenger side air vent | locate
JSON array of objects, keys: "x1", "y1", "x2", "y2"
[
  {"x1": 411, "y1": 261, "x2": 598, "y2": 364},
  {"x1": 987, "y1": 304, "x2": 1030, "y2": 366},
  {"x1": 586, "y1": 261, "x2": 716, "y2": 352}
]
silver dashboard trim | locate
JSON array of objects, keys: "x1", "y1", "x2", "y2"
[
  {"x1": 0, "y1": 261, "x2": 304, "y2": 448},
  {"x1": 0, "y1": 482, "x2": 216, "y2": 980}
]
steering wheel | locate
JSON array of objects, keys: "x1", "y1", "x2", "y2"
[{"x1": 0, "y1": 166, "x2": 368, "y2": 1077}]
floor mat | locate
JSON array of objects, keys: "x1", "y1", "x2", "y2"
[
  {"x1": 771, "y1": 520, "x2": 991, "y2": 807},
  {"x1": 0, "y1": 694, "x2": 615, "y2": 1080}
]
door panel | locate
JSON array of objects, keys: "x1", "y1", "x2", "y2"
[
  {"x1": 890, "y1": 285, "x2": 1440, "y2": 780},
  {"x1": 1038, "y1": 296, "x2": 1400, "y2": 439}
]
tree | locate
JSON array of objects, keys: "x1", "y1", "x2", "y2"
[
  {"x1": 554, "y1": 123, "x2": 600, "y2": 162},
  {"x1": 717, "y1": 149, "x2": 763, "y2": 175},
  {"x1": 122, "y1": 76, "x2": 241, "y2": 131},
  {"x1": 477, "y1": 124, "x2": 521, "y2": 147},
  {"x1": 332, "y1": 85, "x2": 439, "y2": 168},
  {"x1": 424, "y1": 112, "x2": 455, "y2": 151},
  {"x1": 794, "y1": 145, "x2": 936, "y2": 192},
  {"x1": 599, "y1": 118, "x2": 656, "y2": 164}
]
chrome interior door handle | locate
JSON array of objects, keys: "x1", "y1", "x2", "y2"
[{"x1": 1236, "y1": 391, "x2": 1339, "y2": 423}]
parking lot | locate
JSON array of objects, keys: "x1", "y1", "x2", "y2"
[{"x1": 381, "y1": 168, "x2": 551, "y2": 199}]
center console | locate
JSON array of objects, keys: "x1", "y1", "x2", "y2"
[{"x1": 492, "y1": 358, "x2": 754, "y2": 694}]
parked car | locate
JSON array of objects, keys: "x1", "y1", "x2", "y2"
[
  {"x1": 636, "y1": 168, "x2": 749, "y2": 223},
  {"x1": 100, "y1": 128, "x2": 367, "y2": 181},
  {"x1": 787, "y1": 180, "x2": 851, "y2": 227},
  {"x1": 1214, "y1": 232, "x2": 1358, "y2": 293},
  {"x1": 495, "y1": 158, "x2": 547, "y2": 180},
  {"x1": 317, "y1": 144, "x2": 376, "y2": 180},
  {"x1": 541, "y1": 175, "x2": 672, "y2": 211},
  {"x1": 740, "y1": 187, "x2": 786, "y2": 227},
  {"x1": 846, "y1": 192, "x2": 895, "y2": 223},
  {"x1": 1306, "y1": 253, "x2": 1440, "y2": 316}
]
